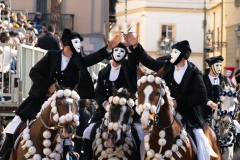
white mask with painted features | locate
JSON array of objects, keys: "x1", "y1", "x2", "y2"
[
  {"x1": 71, "y1": 38, "x2": 81, "y2": 53},
  {"x1": 113, "y1": 47, "x2": 126, "y2": 62},
  {"x1": 211, "y1": 62, "x2": 222, "y2": 75},
  {"x1": 226, "y1": 70, "x2": 232, "y2": 77},
  {"x1": 170, "y1": 49, "x2": 181, "y2": 64}
]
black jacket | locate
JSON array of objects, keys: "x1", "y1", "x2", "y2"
[
  {"x1": 95, "y1": 53, "x2": 138, "y2": 108},
  {"x1": 130, "y1": 44, "x2": 207, "y2": 129}
]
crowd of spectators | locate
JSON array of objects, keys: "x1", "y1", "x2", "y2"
[{"x1": 0, "y1": 1, "x2": 62, "y2": 101}]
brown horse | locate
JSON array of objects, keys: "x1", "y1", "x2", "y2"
[
  {"x1": 136, "y1": 67, "x2": 222, "y2": 160},
  {"x1": 89, "y1": 84, "x2": 139, "y2": 160},
  {"x1": 12, "y1": 84, "x2": 80, "y2": 160}
]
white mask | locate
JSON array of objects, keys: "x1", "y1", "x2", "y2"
[
  {"x1": 226, "y1": 70, "x2": 232, "y2": 77},
  {"x1": 170, "y1": 49, "x2": 181, "y2": 64},
  {"x1": 113, "y1": 47, "x2": 126, "y2": 62},
  {"x1": 71, "y1": 38, "x2": 81, "y2": 53},
  {"x1": 211, "y1": 62, "x2": 222, "y2": 75}
]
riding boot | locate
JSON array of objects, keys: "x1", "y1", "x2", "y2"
[
  {"x1": 0, "y1": 133, "x2": 13, "y2": 160},
  {"x1": 82, "y1": 139, "x2": 92, "y2": 160}
]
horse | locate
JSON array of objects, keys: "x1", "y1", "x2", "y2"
[
  {"x1": 210, "y1": 82, "x2": 240, "y2": 160},
  {"x1": 87, "y1": 84, "x2": 139, "y2": 160},
  {"x1": 136, "y1": 67, "x2": 222, "y2": 160},
  {"x1": 12, "y1": 83, "x2": 80, "y2": 160}
]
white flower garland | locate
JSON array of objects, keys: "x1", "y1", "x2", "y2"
[
  {"x1": 94, "y1": 90, "x2": 135, "y2": 159},
  {"x1": 22, "y1": 89, "x2": 80, "y2": 159},
  {"x1": 144, "y1": 129, "x2": 188, "y2": 160}
]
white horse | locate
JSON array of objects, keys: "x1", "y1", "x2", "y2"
[{"x1": 211, "y1": 82, "x2": 240, "y2": 160}]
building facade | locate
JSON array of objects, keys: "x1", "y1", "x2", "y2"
[{"x1": 111, "y1": 0, "x2": 206, "y2": 71}]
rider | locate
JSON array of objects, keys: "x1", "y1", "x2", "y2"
[
  {"x1": 0, "y1": 28, "x2": 121, "y2": 160},
  {"x1": 82, "y1": 38, "x2": 143, "y2": 159},
  {"x1": 201, "y1": 56, "x2": 229, "y2": 122},
  {"x1": 125, "y1": 33, "x2": 217, "y2": 160}
]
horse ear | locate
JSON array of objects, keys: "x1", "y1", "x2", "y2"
[
  {"x1": 55, "y1": 80, "x2": 61, "y2": 91},
  {"x1": 112, "y1": 82, "x2": 118, "y2": 96},
  {"x1": 221, "y1": 81, "x2": 226, "y2": 90},
  {"x1": 156, "y1": 66, "x2": 164, "y2": 77},
  {"x1": 73, "y1": 83, "x2": 79, "y2": 92},
  {"x1": 136, "y1": 66, "x2": 144, "y2": 77},
  {"x1": 231, "y1": 81, "x2": 236, "y2": 89}
]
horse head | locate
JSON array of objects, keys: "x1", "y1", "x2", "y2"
[
  {"x1": 136, "y1": 67, "x2": 173, "y2": 133},
  {"x1": 39, "y1": 82, "x2": 80, "y2": 139},
  {"x1": 214, "y1": 81, "x2": 239, "y2": 134},
  {"x1": 104, "y1": 83, "x2": 135, "y2": 147}
]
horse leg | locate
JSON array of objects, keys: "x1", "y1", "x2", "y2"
[
  {"x1": 204, "y1": 125, "x2": 223, "y2": 160},
  {"x1": 222, "y1": 146, "x2": 234, "y2": 160}
]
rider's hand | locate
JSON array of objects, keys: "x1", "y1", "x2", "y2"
[
  {"x1": 70, "y1": 151, "x2": 80, "y2": 158},
  {"x1": 48, "y1": 83, "x2": 56, "y2": 94},
  {"x1": 125, "y1": 33, "x2": 139, "y2": 48},
  {"x1": 173, "y1": 99, "x2": 177, "y2": 109},
  {"x1": 209, "y1": 101, "x2": 217, "y2": 110},
  {"x1": 107, "y1": 34, "x2": 121, "y2": 50}
]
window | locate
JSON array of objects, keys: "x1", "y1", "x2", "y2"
[{"x1": 159, "y1": 25, "x2": 173, "y2": 54}]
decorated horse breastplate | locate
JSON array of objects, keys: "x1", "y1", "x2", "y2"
[{"x1": 54, "y1": 58, "x2": 79, "y2": 89}]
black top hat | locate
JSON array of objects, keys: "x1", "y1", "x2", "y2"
[
  {"x1": 171, "y1": 40, "x2": 191, "y2": 59},
  {"x1": 61, "y1": 28, "x2": 83, "y2": 46},
  {"x1": 205, "y1": 55, "x2": 224, "y2": 66}
]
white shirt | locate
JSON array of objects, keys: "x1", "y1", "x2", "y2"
[
  {"x1": 61, "y1": 53, "x2": 71, "y2": 71},
  {"x1": 174, "y1": 63, "x2": 188, "y2": 84},
  {"x1": 109, "y1": 63, "x2": 121, "y2": 81},
  {"x1": 208, "y1": 74, "x2": 219, "y2": 85},
  {"x1": 0, "y1": 46, "x2": 18, "y2": 73}
]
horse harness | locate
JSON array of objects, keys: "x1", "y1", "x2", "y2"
[
  {"x1": 136, "y1": 75, "x2": 190, "y2": 160},
  {"x1": 19, "y1": 89, "x2": 80, "y2": 159}
]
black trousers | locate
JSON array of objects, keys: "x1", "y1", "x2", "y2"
[{"x1": 0, "y1": 133, "x2": 13, "y2": 160}]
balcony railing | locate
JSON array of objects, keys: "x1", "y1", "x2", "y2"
[{"x1": 28, "y1": 13, "x2": 74, "y2": 31}]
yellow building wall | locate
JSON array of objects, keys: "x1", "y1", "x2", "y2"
[{"x1": 11, "y1": 0, "x2": 35, "y2": 13}]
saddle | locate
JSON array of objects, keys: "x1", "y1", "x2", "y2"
[{"x1": 13, "y1": 120, "x2": 34, "y2": 150}]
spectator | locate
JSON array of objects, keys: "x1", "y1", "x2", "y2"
[
  {"x1": 37, "y1": 28, "x2": 45, "y2": 38},
  {"x1": 33, "y1": 12, "x2": 44, "y2": 25},
  {"x1": 73, "y1": 99, "x2": 90, "y2": 159},
  {"x1": 87, "y1": 99, "x2": 97, "y2": 118},
  {"x1": 9, "y1": 31, "x2": 20, "y2": 45},
  {"x1": 36, "y1": 25, "x2": 61, "y2": 50}
]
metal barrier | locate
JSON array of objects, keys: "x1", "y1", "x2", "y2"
[
  {"x1": 88, "y1": 62, "x2": 107, "y2": 77},
  {"x1": 0, "y1": 43, "x2": 47, "y2": 111}
]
